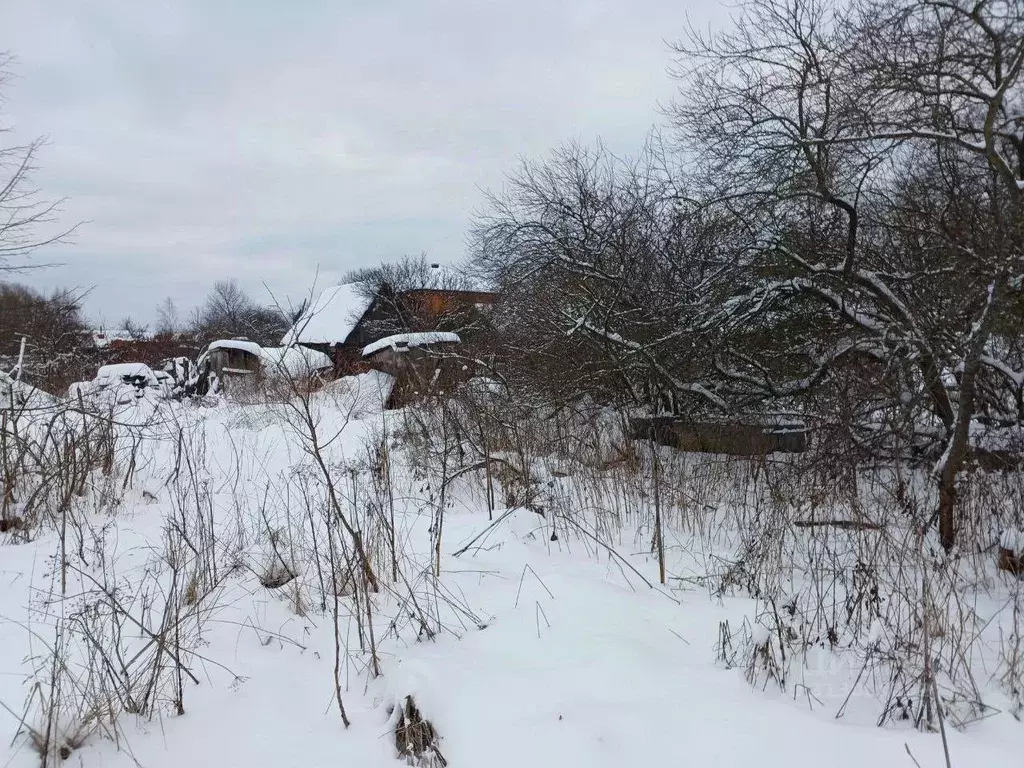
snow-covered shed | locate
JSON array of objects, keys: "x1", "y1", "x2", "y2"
[
  {"x1": 199, "y1": 340, "x2": 332, "y2": 395},
  {"x1": 361, "y1": 331, "x2": 461, "y2": 359},
  {"x1": 202, "y1": 340, "x2": 265, "y2": 381}
]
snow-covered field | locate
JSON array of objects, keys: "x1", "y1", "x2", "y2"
[{"x1": 1, "y1": 386, "x2": 1022, "y2": 767}]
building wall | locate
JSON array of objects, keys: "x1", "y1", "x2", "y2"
[
  {"x1": 207, "y1": 347, "x2": 261, "y2": 395},
  {"x1": 630, "y1": 416, "x2": 809, "y2": 455},
  {"x1": 364, "y1": 345, "x2": 476, "y2": 409}
]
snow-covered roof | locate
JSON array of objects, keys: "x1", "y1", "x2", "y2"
[
  {"x1": 416, "y1": 262, "x2": 493, "y2": 293},
  {"x1": 208, "y1": 339, "x2": 263, "y2": 357},
  {"x1": 97, "y1": 363, "x2": 156, "y2": 381},
  {"x1": 282, "y1": 283, "x2": 373, "y2": 346},
  {"x1": 318, "y1": 369, "x2": 395, "y2": 415},
  {"x1": 362, "y1": 331, "x2": 460, "y2": 357},
  {"x1": 90, "y1": 329, "x2": 137, "y2": 348},
  {"x1": 259, "y1": 346, "x2": 332, "y2": 377},
  {"x1": 200, "y1": 340, "x2": 331, "y2": 378}
]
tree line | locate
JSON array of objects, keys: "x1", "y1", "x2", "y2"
[{"x1": 0, "y1": 278, "x2": 295, "y2": 392}]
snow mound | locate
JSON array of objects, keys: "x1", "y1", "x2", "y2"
[
  {"x1": 69, "y1": 363, "x2": 169, "y2": 407},
  {"x1": 96, "y1": 363, "x2": 158, "y2": 382},
  {"x1": 1001, "y1": 528, "x2": 1024, "y2": 556},
  {"x1": 317, "y1": 370, "x2": 395, "y2": 417},
  {"x1": 0, "y1": 371, "x2": 54, "y2": 411}
]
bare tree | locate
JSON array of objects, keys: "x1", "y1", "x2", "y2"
[
  {"x1": 340, "y1": 254, "x2": 495, "y2": 352},
  {"x1": 0, "y1": 281, "x2": 90, "y2": 390},
  {"x1": 190, "y1": 279, "x2": 288, "y2": 346},
  {"x1": 118, "y1": 316, "x2": 149, "y2": 341},
  {"x1": 155, "y1": 297, "x2": 180, "y2": 337},
  {"x1": 0, "y1": 53, "x2": 76, "y2": 272},
  {"x1": 670, "y1": 0, "x2": 1024, "y2": 550},
  {"x1": 344, "y1": 253, "x2": 470, "y2": 298},
  {"x1": 471, "y1": 139, "x2": 729, "y2": 412}
]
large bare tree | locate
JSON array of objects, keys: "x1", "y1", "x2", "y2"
[
  {"x1": 471, "y1": 140, "x2": 732, "y2": 411},
  {"x1": 190, "y1": 279, "x2": 288, "y2": 346},
  {"x1": 670, "y1": 0, "x2": 1024, "y2": 550}
]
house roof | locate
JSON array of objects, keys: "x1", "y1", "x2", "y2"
[
  {"x1": 361, "y1": 331, "x2": 461, "y2": 357},
  {"x1": 416, "y1": 262, "x2": 494, "y2": 293},
  {"x1": 281, "y1": 283, "x2": 374, "y2": 346},
  {"x1": 90, "y1": 329, "x2": 139, "y2": 348},
  {"x1": 400, "y1": 288, "x2": 498, "y2": 304},
  {"x1": 208, "y1": 339, "x2": 263, "y2": 357}
]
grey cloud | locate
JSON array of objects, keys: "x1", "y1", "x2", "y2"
[{"x1": 1, "y1": 0, "x2": 721, "y2": 324}]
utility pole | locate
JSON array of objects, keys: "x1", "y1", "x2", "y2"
[{"x1": 14, "y1": 335, "x2": 27, "y2": 382}]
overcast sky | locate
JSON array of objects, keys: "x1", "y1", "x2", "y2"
[{"x1": 1, "y1": 1, "x2": 719, "y2": 326}]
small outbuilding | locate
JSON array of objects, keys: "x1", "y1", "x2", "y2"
[
  {"x1": 202, "y1": 340, "x2": 264, "y2": 384},
  {"x1": 361, "y1": 332, "x2": 464, "y2": 408},
  {"x1": 200, "y1": 340, "x2": 332, "y2": 396}
]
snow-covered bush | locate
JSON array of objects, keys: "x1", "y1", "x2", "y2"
[
  {"x1": 68, "y1": 362, "x2": 171, "y2": 407},
  {"x1": 251, "y1": 525, "x2": 299, "y2": 589}
]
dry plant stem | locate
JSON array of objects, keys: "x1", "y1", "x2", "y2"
[
  {"x1": 325, "y1": 522, "x2": 351, "y2": 728},
  {"x1": 452, "y1": 508, "x2": 517, "y2": 558},
  {"x1": 554, "y1": 511, "x2": 677, "y2": 602},
  {"x1": 433, "y1": 408, "x2": 450, "y2": 579},
  {"x1": 304, "y1": 492, "x2": 329, "y2": 612},
  {"x1": 380, "y1": 416, "x2": 399, "y2": 583},
  {"x1": 651, "y1": 439, "x2": 666, "y2": 585},
  {"x1": 364, "y1": 585, "x2": 382, "y2": 678},
  {"x1": 293, "y1": 394, "x2": 379, "y2": 591},
  {"x1": 922, "y1": 566, "x2": 953, "y2": 768}
]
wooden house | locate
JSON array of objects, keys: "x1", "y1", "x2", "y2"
[
  {"x1": 281, "y1": 284, "x2": 377, "y2": 375},
  {"x1": 282, "y1": 282, "x2": 497, "y2": 379}
]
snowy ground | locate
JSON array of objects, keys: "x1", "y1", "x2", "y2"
[{"x1": 1, "y1": 392, "x2": 1022, "y2": 767}]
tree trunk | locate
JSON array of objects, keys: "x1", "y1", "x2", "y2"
[
  {"x1": 935, "y1": 382, "x2": 974, "y2": 553},
  {"x1": 937, "y1": 474, "x2": 956, "y2": 553},
  {"x1": 935, "y1": 310, "x2": 994, "y2": 552}
]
